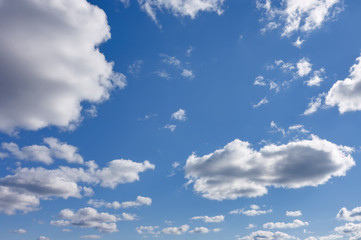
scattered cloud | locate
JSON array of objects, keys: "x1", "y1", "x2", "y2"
[
  {"x1": 154, "y1": 70, "x2": 171, "y2": 79},
  {"x1": 238, "y1": 230, "x2": 297, "y2": 240},
  {"x1": 286, "y1": 210, "x2": 302, "y2": 217},
  {"x1": 246, "y1": 224, "x2": 257, "y2": 229},
  {"x1": 128, "y1": 60, "x2": 143, "y2": 75},
  {"x1": 304, "y1": 93, "x2": 325, "y2": 115},
  {"x1": 160, "y1": 54, "x2": 181, "y2": 67},
  {"x1": 337, "y1": 206, "x2": 361, "y2": 221},
  {"x1": 181, "y1": 69, "x2": 194, "y2": 79},
  {"x1": 307, "y1": 68, "x2": 326, "y2": 86},
  {"x1": 171, "y1": 109, "x2": 187, "y2": 121},
  {"x1": 164, "y1": 124, "x2": 177, "y2": 132},
  {"x1": 51, "y1": 207, "x2": 119, "y2": 233},
  {"x1": 292, "y1": 37, "x2": 305, "y2": 48},
  {"x1": 138, "y1": 0, "x2": 224, "y2": 26},
  {"x1": 263, "y1": 219, "x2": 309, "y2": 229},
  {"x1": 11, "y1": 228, "x2": 26, "y2": 234},
  {"x1": 189, "y1": 226, "x2": 210, "y2": 234},
  {"x1": 38, "y1": 236, "x2": 51, "y2": 240},
  {"x1": 325, "y1": 54, "x2": 361, "y2": 113},
  {"x1": 253, "y1": 97, "x2": 269, "y2": 108},
  {"x1": 191, "y1": 215, "x2": 225, "y2": 223},
  {"x1": 136, "y1": 225, "x2": 160, "y2": 235},
  {"x1": 88, "y1": 196, "x2": 152, "y2": 209},
  {"x1": 185, "y1": 135, "x2": 354, "y2": 200},
  {"x1": 0, "y1": 0, "x2": 126, "y2": 134},
  {"x1": 257, "y1": 0, "x2": 343, "y2": 37},
  {"x1": 162, "y1": 224, "x2": 189, "y2": 235},
  {"x1": 297, "y1": 58, "x2": 312, "y2": 77},
  {"x1": 80, "y1": 235, "x2": 102, "y2": 239},
  {"x1": 230, "y1": 205, "x2": 272, "y2": 216},
  {"x1": 334, "y1": 222, "x2": 361, "y2": 239}
]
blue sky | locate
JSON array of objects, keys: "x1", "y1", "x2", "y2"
[{"x1": 1, "y1": 0, "x2": 361, "y2": 239}]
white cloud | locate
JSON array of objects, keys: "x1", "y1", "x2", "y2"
[
  {"x1": 337, "y1": 206, "x2": 361, "y2": 222},
  {"x1": 162, "y1": 224, "x2": 189, "y2": 235},
  {"x1": 138, "y1": 0, "x2": 224, "y2": 26},
  {"x1": 253, "y1": 97, "x2": 269, "y2": 108},
  {"x1": 275, "y1": 60, "x2": 295, "y2": 72},
  {"x1": 38, "y1": 236, "x2": 51, "y2": 240},
  {"x1": 286, "y1": 210, "x2": 302, "y2": 217},
  {"x1": 171, "y1": 109, "x2": 187, "y2": 121},
  {"x1": 181, "y1": 69, "x2": 194, "y2": 79},
  {"x1": 155, "y1": 70, "x2": 170, "y2": 79},
  {"x1": 304, "y1": 93, "x2": 325, "y2": 115},
  {"x1": 297, "y1": 58, "x2": 312, "y2": 77},
  {"x1": 325, "y1": 54, "x2": 361, "y2": 113},
  {"x1": 258, "y1": 0, "x2": 342, "y2": 37},
  {"x1": 263, "y1": 219, "x2": 308, "y2": 229},
  {"x1": 334, "y1": 222, "x2": 361, "y2": 239},
  {"x1": 246, "y1": 224, "x2": 257, "y2": 229},
  {"x1": 11, "y1": 228, "x2": 27, "y2": 234},
  {"x1": 191, "y1": 215, "x2": 224, "y2": 223},
  {"x1": 189, "y1": 227, "x2": 210, "y2": 234},
  {"x1": 136, "y1": 225, "x2": 160, "y2": 235},
  {"x1": 254, "y1": 76, "x2": 267, "y2": 86},
  {"x1": 230, "y1": 206, "x2": 272, "y2": 216},
  {"x1": 305, "y1": 234, "x2": 343, "y2": 240},
  {"x1": 307, "y1": 68, "x2": 326, "y2": 86},
  {"x1": 238, "y1": 230, "x2": 297, "y2": 240},
  {"x1": 270, "y1": 121, "x2": 286, "y2": 136},
  {"x1": 160, "y1": 54, "x2": 182, "y2": 67},
  {"x1": 292, "y1": 37, "x2": 305, "y2": 48},
  {"x1": 88, "y1": 196, "x2": 152, "y2": 209},
  {"x1": 52, "y1": 207, "x2": 118, "y2": 233},
  {"x1": 185, "y1": 135, "x2": 354, "y2": 200},
  {"x1": 164, "y1": 124, "x2": 177, "y2": 132},
  {"x1": 80, "y1": 235, "x2": 102, "y2": 239},
  {"x1": 0, "y1": 0, "x2": 126, "y2": 134},
  {"x1": 0, "y1": 159, "x2": 154, "y2": 214},
  {"x1": 128, "y1": 60, "x2": 143, "y2": 75}
]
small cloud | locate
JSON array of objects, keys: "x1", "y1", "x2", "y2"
[
  {"x1": 80, "y1": 235, "x2": 102, "y2": 239},
  {"x1": 11, "y1": 229, "x2": 26, "y2": 234},
  {"x1": 154, "y1": 70, "x2": 170, "y2": 79},
  {"x1": 181, "y1": 69, "x2": 194, "y2": 79},
  {"x1": 171, "y1": 109, "x2": 187, "y2": 121},
  {"x1": 128, "y1": 60, "x2": 143, "y2": 75},
  {"x1": 186, "y1": 46, "x2": 194, "y2": 56},
  {"x1": 306, "y1": 68, "x2": 326, "y2": 87},
  {"x1": 253, "y1": 97, "x2": 269, "y2": 108},
  {"x1": 292, "y1": 37, "x2": 304, "y2": 48},
  {"x1": 164, "y1": 124, "x2": 176, "y2": 132},
  {"x1": 297, "y1": 58, "x2": 312, "y2": 77},
  {"x1": 286, "y1": 210, "x2": 302, "y2": 217}
]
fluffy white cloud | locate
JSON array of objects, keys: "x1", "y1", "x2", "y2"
[
  {"x1": 138, "y1": 0, "x2": 224, "y2": 25},
  {"x1": 185, "y1": 135, "x2": 354, "y2": 200},
  {"x1": 171, "y1": 109, "x2": 187, "y2": 121},
  {"x1": 334, "y1": 222, "x2": 361, "y2": 239},
  {"x1": 325, "y1": 55, "x2": 361, "y2": 113},
  {"x1": 88, "y1": 196, "x2": 152, "y2": 209},
  {"x1": 258, "y1": 0, "x2": 342, "y2": 37},
  {"x1": 305, "y1": 234, "x2": 343, "y2": 240},
  {"x1": 189, "y1": 227, "x2": 210, "y2": 234},
  {"x1": 307, "y1": 68, "x2": 326, "y2": 86},
  {"x1": 297, "y1": 58, "x2": 312, "y2": 77},
  {"x1": 53, "y1": 207, "x2": 118, "y2": 233},
  {"x1": 238, "y1": 230, "x2": 297, "y2": 240},
  {"x1": 181, "y1": 69, "x2": 194, "y2": 79},
  {"x1": 162, "y1": 224, "x2": 189, "y2": 235},
  {"x1": 263, "y1": 219, "x2": 308, "y2": 229},
  {"x1": 0, "y1": 159, "x2": 154, "y2": 214},
  {"x1": 0, "y1": 0, "x2": 126, "y2": 134},
  {"x1": 136, "y1": 225, "x2": 160, "y2": 235},
  {"x1": 191, "y1": 215, "x2": 224, "y2": 223},
  {"x1": 337, "y1": 207, "x2": 361, "y2": 222},
  {"x1": 2, "y1": 137, "x2": 83, "y2": 164},
  {"x1": 38, "y1": 236, "x2": 51, "y2": 240},
  {"x1": 286, "y1": 210, "x2": 302, "y2": 217}
]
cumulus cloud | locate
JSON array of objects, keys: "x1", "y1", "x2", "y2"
[
  {"x1": 185, "y1": 135, "x2": 354, "y2": 200},
  {"x1": 191, "y1": 215, "x2": 224, "y2": 223},
  {"x1": 0, "y1": 0, "x2": 126, "y2": 134},
  {"x1": 181, "y1": 69, "x2": 194, "y2": 79},
  {"x1": 334, "y1": 222, "x2": 361, "y2": 239},
  {"x1": 38, "y1": 236, "x2": 51, "y2": 240},
  {"x1": 164, "y1": 124, "x2": 177, "y2": 132},
  {"x1": 297, "y1": 58, "x2": 312, "y2": 77},
  {"x1": 257, "y1": 0, "x2": 342, "y2": 37},
  {"x1": 263, "y1": 219, "x2": 308, "y2": 229},
  {"x1": 238, "y1": 230, "x2": 297, "y2": 240},
  {"x1": 136, "y1": 225, "x2": 160, "y2": 235},
  {"x1": 325, "y1": 54, "x2": 361, "y2": 113},
  {"x1": 307, "y1": 68, "x2": 326, "y2": 86},
  {"x1": 171, "y1": 109, "x2": 187, "y2": 121},
  {"x1": 162, "y1": 224, "x2": 189, "y2": 235},
  {"x1": 138, "y1": 0, "x2": 224, "y2": 25},
  {"x1": 0, "y1": 159, "x2": 154, "y2": 214},
  {"x1": 88, "y1": 196, "x2": 152, "y2": 209},
  {"x1": 337, "y1": 206, "x2": 361, "y2": 222},
  {"x1": 286, "y1": 210, "x2": 302, "y2": 217},
  {"x1": 2, "y1": 137, "x2": 83, "y2": 165},
  {"x1": 52, "y1": 207, "x2": 118, "y2": 233},
  {"x1": 189, "y1": 226, "x2": 210, "y2": 234}
]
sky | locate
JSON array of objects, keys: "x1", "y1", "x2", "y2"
[{"x1": 2, "y1": 0, "x2": 361, "y2": 239}]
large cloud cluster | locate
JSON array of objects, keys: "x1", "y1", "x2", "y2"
[
  {"x1": 0, "y1": 0, "x2": 126, "y2": 134},
  {"x1": 185, "y1": 135, "x2": 354, "y2": 200}
]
